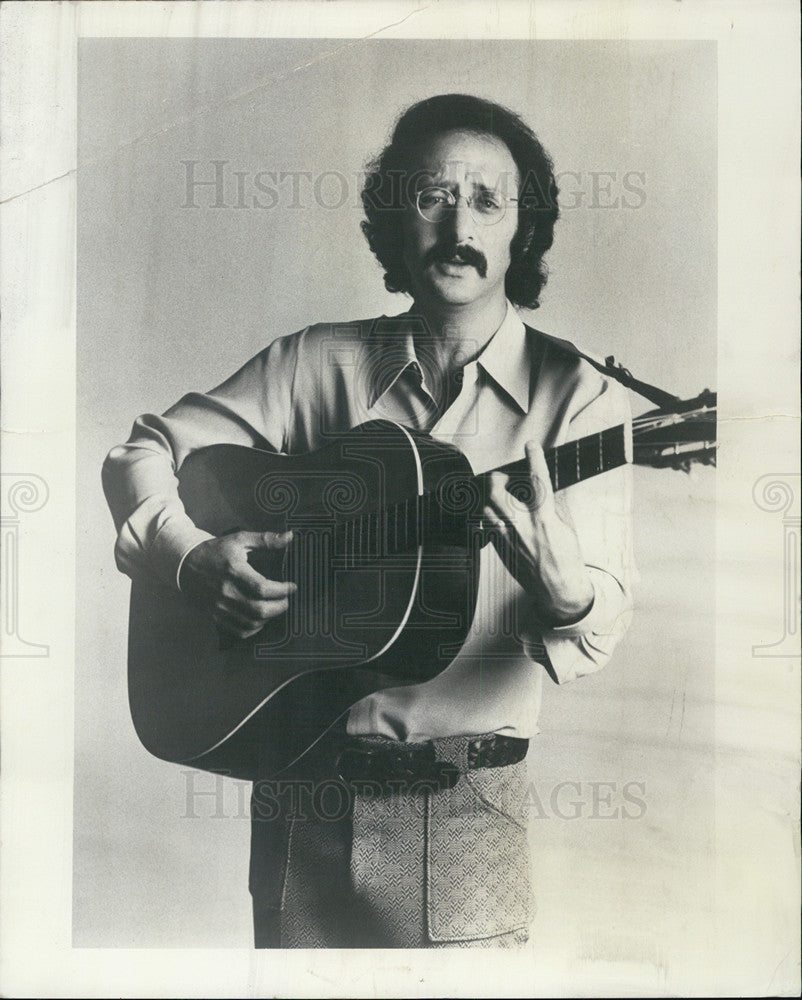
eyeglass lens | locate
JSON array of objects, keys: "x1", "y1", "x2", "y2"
[{"x1": 416, "y1": 187, "x2": 509, "y2": 225}]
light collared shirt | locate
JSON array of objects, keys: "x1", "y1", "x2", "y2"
[{"x1": 103, "y1": 303, "x2": 636, "y2": 740}]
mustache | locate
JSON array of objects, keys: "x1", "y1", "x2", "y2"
[{"x1": 422, "y1": 242, "x2": 488, "y2": 278}]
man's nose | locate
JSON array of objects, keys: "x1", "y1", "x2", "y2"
[{"x1": 446, "y1": 195, "x2": 476, "y2": 242}]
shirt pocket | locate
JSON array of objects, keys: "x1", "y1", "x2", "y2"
[{"x1": 425, "y1": 762, "x2": 535, "y2": 943}]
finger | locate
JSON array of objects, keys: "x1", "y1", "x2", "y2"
[
  {"x1": 482, "y1": 502, "x2": 539, "y2": 589},
  {"x1": 227, "y1": 529, "x2": 293, "y2": 552},
  {"x1": 213, "y1": 608, "x2": 264, "y2": 640},
  {"x1": 249, "y1": 529, "x2": 294, "y2": 550},
  {"x1": 215, "y1": 598, "x2": 291, "y2": 635},
  {"x1": 218, "y1": 619, "x2": 265, "y2": 641},
  {"x1": 236, "y1": 596, "x2": 293, "y2": 622},
  {"x1": 524, "y1": 441, "x2": 555, "y2": 513},
  {"x1": 482, "y1": 504, "x2": 511, "y2": 544},
  {"x1": 485, "y1": 471, "x2": 512, "y2": 514},
  {"x1": 236, "y1": 566, "x2": 297, "y2": 601},
  {"x1": 215, "y1": 607, "x2": 262, "y2": 631},
  {"x1": 217, "y1": 583, "x2": 279, "y2": 616},
  {"x1": 482, "y1": 506, "x2": 524, "y2": 579}
]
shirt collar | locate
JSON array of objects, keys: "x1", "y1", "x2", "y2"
[
  {"x1": 474, "y1": 300, "x2": 531, "y2": 413},
  {"x1": 365, "y1": 314, "x2": 421, "y2": 409},
  {"x1": 366, "y1": 301, "x2": 531, "y2": 413}
]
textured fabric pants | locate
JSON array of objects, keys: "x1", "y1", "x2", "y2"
[{"x1": 249, "y1": 732, "x2": 534, "y2": 948}]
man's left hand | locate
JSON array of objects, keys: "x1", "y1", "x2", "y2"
[{"x1": 484, "y1": 440, "x2": 595, "y2": 627}]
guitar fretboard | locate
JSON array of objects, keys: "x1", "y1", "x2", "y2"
[{"x1": 501, "y1": 423, "x2": 627, "y2": 493}]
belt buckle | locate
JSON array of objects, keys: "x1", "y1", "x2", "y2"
[
  {"x1": 335, "y1": 746, "x2": 374, "y2": 785},
  {"x1": 336, "y1": 745, "x2": 460, "y2": 792}
]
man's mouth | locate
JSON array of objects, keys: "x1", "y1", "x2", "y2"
[{"x1": 424, "y1": 244, "x2": 488, "y2": 278}]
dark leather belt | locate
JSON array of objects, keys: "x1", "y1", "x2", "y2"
[{"x1": 336, "y1": 734, "x2": 529, "y2": 792}]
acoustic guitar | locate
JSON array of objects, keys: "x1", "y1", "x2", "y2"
[{"x1": 127, "y1": 390, "x2": 716, "y2": 779}]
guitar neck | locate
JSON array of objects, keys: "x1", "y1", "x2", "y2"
[{"x1": 494, "y1": 423, "x2": 628, "y2": 492}]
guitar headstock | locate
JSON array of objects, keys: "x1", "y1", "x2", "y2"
[{"x1": 632, "y1": 389, "x2": 717, "y2": 472}]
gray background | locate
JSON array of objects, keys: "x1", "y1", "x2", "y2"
[{"x1": 75, "y1": 39, "x2": 716, "y2": 949}]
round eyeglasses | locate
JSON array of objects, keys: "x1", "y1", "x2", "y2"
[{"x1": 415, "y1": 186, "x2": 519, "y2": 226}]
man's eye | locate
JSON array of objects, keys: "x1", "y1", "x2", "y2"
[
  {"x1": 478, "y1": 194, "x2": 502, "y2": 211},
  {"x1": 419, "y1": 190, "x2": 449, "y2": 208}
]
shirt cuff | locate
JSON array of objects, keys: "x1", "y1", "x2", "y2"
[
  {"x1": 521, "y1": 566, "x2": 631, "y2": 685},
  {"x1": 149, "y1": 517, "x2": 214, "y2": 591},
  {"x1": 539, "y1": 566, "x2": 622, "y2": 638},
  {"x1": 175, "y1": 536, "x2": 214, "y2": 592},
  {"x1": 114, "y1": 498, "x2": 215, "y2": 590}
]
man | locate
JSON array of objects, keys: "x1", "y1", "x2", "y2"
[{"x1": 103, "y1": 94, "x2": 635, "y2": 948}]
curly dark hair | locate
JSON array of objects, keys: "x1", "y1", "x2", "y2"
[{"x1": 360, "y1": 94, "x2": 560, "y2": 310}]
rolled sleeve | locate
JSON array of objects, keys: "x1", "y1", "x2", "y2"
[
  {"x1": 536, "y1": 567, "x2": 634, "y2": 684},
  {"x1": 543, "y1": 565, "x2": 629, "y2": 639}
]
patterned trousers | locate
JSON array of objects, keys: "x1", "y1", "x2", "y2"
[{"x1": 249, "y1": 732, "x2": 534, "y2": 948}]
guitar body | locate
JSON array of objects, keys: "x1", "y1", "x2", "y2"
[{"x1": 128, "y1": 421, "x2": 482, "y2": 779}]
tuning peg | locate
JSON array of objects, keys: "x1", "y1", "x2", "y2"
[{"x1": 696, "y1": 388, "x2": 716, "y2": 410}]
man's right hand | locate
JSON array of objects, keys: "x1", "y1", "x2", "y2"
[{"x1": 178, "y1": 530, "x2": 297, "y2": 640}]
